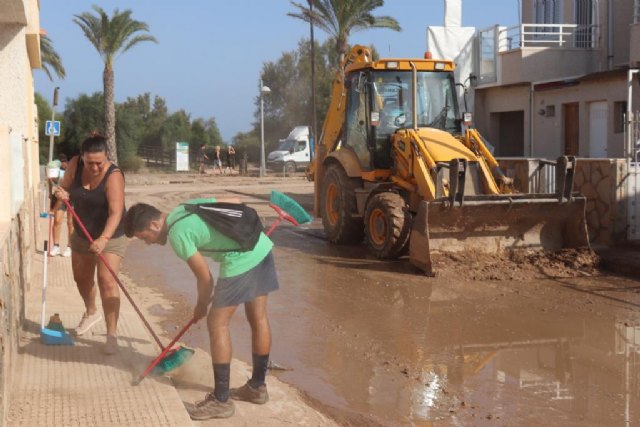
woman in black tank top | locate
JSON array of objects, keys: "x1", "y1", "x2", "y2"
[{"x1": 54, "y1": 134, "x2": 127, "y2": 355}]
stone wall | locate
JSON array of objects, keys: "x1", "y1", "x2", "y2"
[
  {"x1": 498, "y1": 158, "x2": 627, "y2": 245},
  {"x1": 0, "y1": 192, "x2": 34, "y2": 424}
]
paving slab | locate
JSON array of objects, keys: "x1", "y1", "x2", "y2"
[{"x1": 7, "y1": 218, "x2": 193, "y2": 427}]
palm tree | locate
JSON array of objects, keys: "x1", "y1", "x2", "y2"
[
  {"x1": 73, "y1": 5, "x2": 157, "y2": 164},
  {"x1": 288, "y1": 0, "x2": 400, "y2": 62},
  {"x1": 40, "y1": 35, "x2": 66, "y2": 81}
]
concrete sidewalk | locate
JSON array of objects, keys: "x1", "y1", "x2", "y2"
[{"x1": 6, "y1": 225, "x2": 193, "y2": 426}]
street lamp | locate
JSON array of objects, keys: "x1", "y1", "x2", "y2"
[{"x1": 260, "y1": 80, "x2": 271, "y2": 177}]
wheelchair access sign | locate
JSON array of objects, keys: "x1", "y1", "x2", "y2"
[{"x1": 45, "y1": 120, "x2": 61, "y2": 136}]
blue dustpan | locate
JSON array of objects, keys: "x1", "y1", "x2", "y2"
[
  {"x1": 40, "y1": 238, "x2": 74, "y2": 346},
  {"x1": 40, "y1": 327, "x2": 74, "y2": 345}
]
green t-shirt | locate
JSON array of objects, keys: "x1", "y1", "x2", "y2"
[{"x1": 166, "y1": 198, "x2": 273, "y2": 278}]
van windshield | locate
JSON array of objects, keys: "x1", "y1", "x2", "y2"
[
  {"x1": 276, "y1": 139, "x2": 307, "y2": 152},
  {"x1": 276, "y1": 139, "x2": 296, "y2": 151}
]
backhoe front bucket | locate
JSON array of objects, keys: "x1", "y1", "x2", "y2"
[{"x1": 409, "y1": 195, "x2": 590, "y2": 275}]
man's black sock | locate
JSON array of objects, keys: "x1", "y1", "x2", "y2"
[
  {"x1": 213, "y1": 363, "x2": 230, "y2": 402},
  {"x1": 249, "y1": 353, "x2": 269, "y2": 388}
]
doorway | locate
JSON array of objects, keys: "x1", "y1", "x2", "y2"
[
  {"x1": 563, "y1": 103, "x2": 579, "y2": 155},
  {"x1": 588, "y1": 101, "x2": 608, "y2": 158},
  {"x1": 490, "y1": 111, "x2": 525, "y2": 156}
]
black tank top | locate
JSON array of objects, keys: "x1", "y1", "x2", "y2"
[{"x1": 69, "y1": 159, "x2": 126, "y2": 241}]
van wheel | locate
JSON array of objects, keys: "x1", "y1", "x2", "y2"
[
  {"x1": 321, "y1": 164, "x2": 364, "y2": 244},
  {"x1": 364, "y1": 192, "x2": 412, "y2": 259},
  {"x1": 285, "y1": 161, "x2": 296, "y2": 174}
]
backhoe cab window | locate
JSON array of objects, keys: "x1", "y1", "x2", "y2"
[
  {"x1": 371, "y1": 71, "x2": 459, "y2": 136},
  {"x1": 344, "y1": 72, "x2": 372, "y2": 169}
]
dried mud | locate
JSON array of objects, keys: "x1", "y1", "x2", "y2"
[{"x1": 433, "y1": 248, "x2": 601, "y2": 281}]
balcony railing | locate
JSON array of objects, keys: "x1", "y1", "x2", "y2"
[
  {"x1": 635, "y1": 0, "x2": 640, "y2": 24},
  {"x1": 475, "y1": 22, "x2": 599, "y2": 86},
  {"x1": 499, "y1": 23, "x2": 599, "y2": 50}
]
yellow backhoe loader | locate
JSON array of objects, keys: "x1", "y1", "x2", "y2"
[{"x1": 308, "y1": 45, "x2": 589, "y2": 275}]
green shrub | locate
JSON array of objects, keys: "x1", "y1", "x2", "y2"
[{"x1": 119, "y1": 153, "x2": 144, "y2": 172}]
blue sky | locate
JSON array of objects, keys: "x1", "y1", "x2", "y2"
[{"x1": 35, "y1": 1, "x2": 519, "y2": 142}]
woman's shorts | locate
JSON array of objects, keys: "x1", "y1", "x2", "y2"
[
  {"x1": 70, "y1": 232, "x2": 128, "y2": 258},
  {"x1": 213, "y1": 252, "x2": 279, "y2": 308}
]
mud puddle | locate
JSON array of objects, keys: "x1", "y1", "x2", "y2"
[{"x1": 123, "y1": 231, "x2": 640, "y2": 426}]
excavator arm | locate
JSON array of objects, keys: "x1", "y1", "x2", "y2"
[{"x1": 309, "y1": 46, "x2": 374, "y2": 216}]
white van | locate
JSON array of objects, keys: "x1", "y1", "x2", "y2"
[{"x1": 267, "y1": 126, "x2": 312, "y2": 173}]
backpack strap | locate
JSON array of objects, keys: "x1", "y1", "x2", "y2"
[
  {"x1": 166, "y1": 211, "x2": 194, "y2": 233},
  {"x1": 165, "y1": 204, "x2": 244, "y2": 253}
]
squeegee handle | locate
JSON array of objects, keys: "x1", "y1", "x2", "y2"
[
  {"x1": 134, "y1": 317, "x2": 196, "y2": 385},
  {"x1": 62, "y1": 199, "x2": 165, "y2": 351},
  {"x1": 266, "y1": 203, "x2": 299, "y2": 236}
]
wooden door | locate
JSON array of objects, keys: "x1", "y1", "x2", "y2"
[{"x1": 563, "y1": 103, "x2": 579, "y2": 156}]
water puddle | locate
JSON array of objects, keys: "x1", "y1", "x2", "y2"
[{"x1": 124, "y1": 234, "x2": 640, "y2": 426}]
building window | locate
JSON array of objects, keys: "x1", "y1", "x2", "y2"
[
  {"x1": 614, "y1": 101, "x2": 628, "y2": 134},
  {"x1": 575, "y1": 0, "x2": 598, "y2": 48},
  {"x1": 534, "y1": 0, "x2": 562, "y2": 24},
  {"x1": 533, "y1": 0, "x2": 563, "y2": 44}
]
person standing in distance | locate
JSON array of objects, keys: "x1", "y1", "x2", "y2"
[
  {"x1": 123, "y1": 198, "x2": 278, "y2": 420},
  {"x1": 54, "y1": 134, "x2": 127, "y2": 355},
  {"x1": 199, "y1": 143, "x2": 209, "y2": 175},
  {"x1": 226, "y1": 145, "x2": 236, "y2": 174},
  {"x1": 50, "y1": 154, "x2": 74, "y2": 257},
  {"x1": 213, "y1": 146, "x2": 224, "y2": 175}
]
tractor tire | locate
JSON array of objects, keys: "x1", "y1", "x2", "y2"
[
  {"x1": 285, "y1": 161, "x2": 296, "y2": 174},
  {"x1": 321, "y1": 164, "x2": 364, "y2": 244},
  {"x1": 364, "y1": 192, "x2": 412, "y2": 259}
]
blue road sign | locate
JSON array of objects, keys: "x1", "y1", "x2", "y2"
[{"x1": 45, "y1": 120, "x2": 61, "y2": 136}]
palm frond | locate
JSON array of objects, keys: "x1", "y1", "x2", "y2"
[
  {"x1": 40, "y1": 34, "x2": 66, "y2": 80},
  {"x1": 287, "y1": 0, "x2": 400, "y2": 58},
  {"x1": 74, "y1": 6, "x2": 156, "y2": 65}
]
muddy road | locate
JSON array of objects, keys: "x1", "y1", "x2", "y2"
[{"x1": 123, "y1": 176, "x2": 640, "y2": 426}]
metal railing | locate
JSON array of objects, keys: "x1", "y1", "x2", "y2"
[
  {"x1": 138, "y1": 144, "x2": 181, "y2": 168},
  {"x1": 635, "y1": 0, "x2": 640, "y2": 24},
  {"x1": 498, "y1": 23, "x2": 599, "y2": 50}
]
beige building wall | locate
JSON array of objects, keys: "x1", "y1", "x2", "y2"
[
  {"x1": 475, "y1": 0, "x2": 640, "y2": 161},
  {"x1": 531, "y1": 73, "x2": 629, "y2": 158},
  {"x1": 474, "y1": 84, "x2": 531, "y2": 155},
  {"x1": 0, "y1": 0, "x2": 41, "y2": 423},
  {"x1": 475, "y1": 73, "x2": 635, "y2": 160},
  {"x1": 631, "y1": 21, "x2": 640, "y2": 66},
  {"x1": 520, "y1": 0, "x2": 633, "y2": 68}
]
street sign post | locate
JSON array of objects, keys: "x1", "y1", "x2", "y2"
[
  {"x1": 45, "y1": 120, "x2": 61, "y2": 136},
  {"x1": 47, "y1": 87, "x2": 60, "y2": 164}
]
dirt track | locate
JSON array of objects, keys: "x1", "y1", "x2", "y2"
[{"x1": 122, "y1": 172, "x2": 640, "y2": 426}]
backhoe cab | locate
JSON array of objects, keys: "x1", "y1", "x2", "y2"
[{"x1": 313, "y1": 45, "x2": 589, "y2": 275}]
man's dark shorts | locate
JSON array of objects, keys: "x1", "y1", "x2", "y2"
[{"x1": 213, "y1": 252, "x2": 279, "y2": 307}]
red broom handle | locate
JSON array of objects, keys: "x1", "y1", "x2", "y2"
[
  {"x1": 134, "y1": 317, "x2": 196, "y2": 385},
  {"x1": 62, "y1": 199, "x2": 165, "y2": 350},
  {"x1": 266, "y1": 203, "x2": 299, "y2": 236}
]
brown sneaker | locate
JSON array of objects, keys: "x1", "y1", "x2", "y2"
[
  {"x1": 230, "y1": 381, "x2": 269, "y2": 404},
  {"x1": 184, "y1": 392, "x2": 235, "y2": 420}
]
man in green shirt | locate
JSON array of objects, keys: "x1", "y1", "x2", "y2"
[{"x1": 124, "y1": 198, "x2": 278, "y2": 420}]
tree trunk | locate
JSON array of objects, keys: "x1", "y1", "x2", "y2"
[{"x1": 103, "y1": 64, "x2": 117, "y2": 164}]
